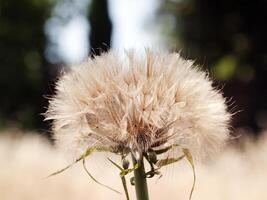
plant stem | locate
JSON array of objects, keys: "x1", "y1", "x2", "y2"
[{"x1": 132, "y1": 154, "x2": 149, "y2": 200}]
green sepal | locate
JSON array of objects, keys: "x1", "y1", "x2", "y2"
[
  {"x1": 154, "y1": 144, "x2": 179, "y2": 155},
  {"x1": 46, "y1": 145, "x2": 120, "y2": 194},
  {"x1": 82, "y1": 156, "x2": 121, "y2": 194},
  {"x1": 130, "y1": 177, "x2": 135, "y2": 185},
  {"x1": 45, "y1": 145, "x2": 111, "y2": 178},
  {"x1": 107, "y1": 158, "x2": 130, "y2": 200},
  {"x1": 183, "y1": 149, "x2": 196, "y2": 200},
  {"x1": 144, "y1": 153, "x2": 156, "y2": 178},
  {"x1": 45, "y1": 161, "x2": 76, "y2": 178},
  {"x1": 120, "y1": 163, "x2": 139, "y2": 177},
  {"x1": 107, "y1": 157, "x2": 141, "y2": 200}
]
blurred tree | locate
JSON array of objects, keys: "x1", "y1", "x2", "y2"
[
  {"x1": 160, "y1": 0, "x2": 267, "y2": 134},
  {"x1": 0, "y1": 0, "x2": 52, "y2": 130},
  {"x1": 88, "y1": 0, "x2": 112, "y2": 56},
  {"x1": 0, "y1": 0, "x2": 113, "y2": 132}
]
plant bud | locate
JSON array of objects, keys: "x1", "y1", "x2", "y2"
[
  {"x1": 122, "y1": 157, "x2": 130, "y2": 169},
  {"x1": 148, "y1": 150, "x2": 157, "y2": 164}
]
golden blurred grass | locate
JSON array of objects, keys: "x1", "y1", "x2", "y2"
[{"x1": 0, "y1": 129, "x2": 267, "y2": 200}]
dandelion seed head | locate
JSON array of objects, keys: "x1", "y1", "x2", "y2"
[{"x1": 45, "y1": 50, "x2": 231, "y2": 159}]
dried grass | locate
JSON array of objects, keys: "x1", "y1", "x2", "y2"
[{"x1": 0, "y1": 129, "x2": 266, "y2": 200}]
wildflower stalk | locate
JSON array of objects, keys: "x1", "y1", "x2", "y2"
[
  {"x1": 46, "y1": 50, "x2": 231, "y2": 200},
  {"x1": 132, "y1": 154, "x2": 149, "y2": 200}
]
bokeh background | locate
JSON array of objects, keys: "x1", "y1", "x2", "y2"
[
  {"x1": 1, "y1": 0, "x2": 267, "y2": 136},
  {"x1": 1, "y1": 0, "x2": 267, "y2": 199}
]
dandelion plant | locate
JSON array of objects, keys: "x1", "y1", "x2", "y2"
[{"x1": 45, "y1": 50, "x2": 231, "y2": 200}]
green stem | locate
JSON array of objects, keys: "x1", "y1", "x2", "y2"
[{"x1": 132, "y1": 154, "x2": 149, "y2": 200}]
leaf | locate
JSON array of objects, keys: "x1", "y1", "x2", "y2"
[
  {"x1": 82, "y1": 157, "x2": 121, "y2": 194},
  {"x1": 45, "y1": 162, "x2": 76, "y2": 178},
  {"x1": 155, "y1": 155, "x2": 185, "y2": 168},
  {"x1": 183, "y1": 149, "x2": 196, "y2": 200},
  {"x1": 154, "y1": 144, "x2": 179, "y2": 155},
  {"x1": 82, "y1": 146, "x2": 111, "y2": 158}
]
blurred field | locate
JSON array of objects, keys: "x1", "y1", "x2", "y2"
[{"x1": 0, "y1": 129, "x2": 267, "y2": 200}]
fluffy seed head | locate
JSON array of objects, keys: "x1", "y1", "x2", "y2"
[{"x1": 45, "y1": 50, "x2": 231, "y2": 159}]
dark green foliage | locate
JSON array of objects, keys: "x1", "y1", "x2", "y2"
[
  {"x1": 161, "y1": 0, "x2": 267, "y2": 133},
  {"x1": 89, "y1": 0, "x2": 112, "y2": 56},
  {"x1": 0, "y1": 0, "x2": 113, "y2": 131},
  {"x1": 0, "y1": 0, "x2": 52, "y2": 129}
]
